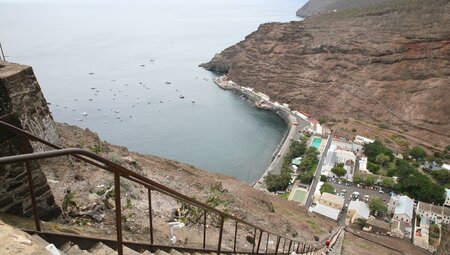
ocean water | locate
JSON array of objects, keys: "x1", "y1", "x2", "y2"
[{"x1": 0, "y1": 0, "x2": 304, "y2": 183}]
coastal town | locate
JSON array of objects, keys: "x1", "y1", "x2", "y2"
[{"x1": 214, "y1": 74, "x2": 450, "y2": 254}]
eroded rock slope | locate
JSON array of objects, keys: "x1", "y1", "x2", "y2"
[{"x1": 202, "y1": 0, "x2": 450, "y2": 149}]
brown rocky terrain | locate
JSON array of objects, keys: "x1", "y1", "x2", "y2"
[
  {"x1": 32, "y1": 122, "x2": 337, "y2": 249},
  {"x1": 201, "y1": 0, "x2": 450, "y2": 152}
]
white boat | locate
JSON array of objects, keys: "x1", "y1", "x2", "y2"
[
  {"x1": 82, "y1": 112, "x2": 88, "y2": 116},
  {"x1": 191, "y1": 99, "x2": 195, "y2": 103},
  {"x1": 179, "y1": 95, "x2": 185, "y2": 99}
]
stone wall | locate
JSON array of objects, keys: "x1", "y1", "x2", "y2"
[{"x1": 0, "y1": 61, "x2": 61, "y2": 220}]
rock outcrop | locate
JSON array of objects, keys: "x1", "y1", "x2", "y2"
[
  {"x1": 296, "y1": 0, "x2": 390, "y2": 18},
  {"x1": 0, "y1": 61, "x2": 61, "y2": 220},
  {"x1": 202, "y1": 0, "x2": 450, "y2": 150}
]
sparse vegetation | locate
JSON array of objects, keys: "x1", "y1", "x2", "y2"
[
  {"x1": 319, "y1": 182, "x2": 335, "y2": 194},
  {"x1": 63, "y1": 190, "x2": 78, "y2": 213},
  {"x1": 90, "y1": 143, "x2": 103, "y2": 154},
  {"x1": 368, "y1": 196, "x2": 386, "y2": 215},
  {"x1": 265, "y1": 139, "x2": 308, "y2": 191},
  {"x1": 377, "y1": 122, "x2": 389, "y2": 129},
  {"x1": 331, "y1": 164, "x2": 346, "y2": 177},
  {"x1": 318, "y1": 116, "x2": 327, "y2": 125}
]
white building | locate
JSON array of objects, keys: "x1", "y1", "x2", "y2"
[
  {"x1": 309, "y1": 119, "x2": 323, "y2": 135},
  {"x1": 359, "y1": 156, "x2": 369, "y2": 173},
  {"x1": 323, "y1": 145, "x2": 356, "y2": 181},
  {"x1": 242, "y1": 87, "x2": 253, "y2": 92},
  {"x1": 416, "y1": 201, "x2": 450, "y2": 225},
  {"x1": 319, "y1": 193, "x2": 345, "y2": 210},
  {"x1": 310, "y1": 192, "x2": 344, "y2": 221},
  {"x1": 347, "y1": 201, "x2": 370, "y2": 223},
  {"x1": 310, "y1": 203, "x2": 340, "y2": 221},
  {"x1": 390, "y1": 195, "x2": 414, "y2": 225},
  {"x1": 332, "y1": 139, "x2": 363, "y2": 153},
  {"x1": 292, "y1": 110, "x2": 309, "y2": 121},
  {"x1": 354, "y1": 135, "x2": 375, "y2": 145},
  {"x1": 256, "y1": 92, "x2": 270, "y2": 101},
  {"x1": 321, "y1": 144, "x2": 337, "y2": 176}
]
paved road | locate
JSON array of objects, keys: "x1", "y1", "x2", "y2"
[
  {"x1": 269, "y1": 113, "x2": 309, "y2": 176},
  {"x1": 329, "y1": 181, "x2": 390, "y2": 226},
  {"x1": 305, "y1": 131, "x2": 334, "y2": 208},
  {"x1": 253, "y1": 111, "x2": 309, "y2": 189},
  {"x1": 329, "y1": 182, "x2": 391, "y2": 206}
]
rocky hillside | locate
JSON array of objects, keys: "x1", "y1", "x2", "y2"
[
  {"x1": 201, "y1": 0, "x2": 450, "y2": 151},
  {"x1": 40, "y1": 122, "x2": 336, "y2": 248},
  {"x1": 296, "y1": 0, "x2": 390, "y2": 18}
]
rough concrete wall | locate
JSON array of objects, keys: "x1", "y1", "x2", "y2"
[{"x1": 0, "y1": 61, "x2": 61, "y2": 220}]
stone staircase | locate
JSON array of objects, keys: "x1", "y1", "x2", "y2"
[
  {"x1": 0, "y1": 219, "x2": 218, "y2": 255},
  {"x1": 36, "y1": 234, "x2": 238, "y2": 255}
]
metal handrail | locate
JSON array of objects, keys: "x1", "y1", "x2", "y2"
[{"x1": 0, "y1": 120, "x2": 322, "y2": 254}]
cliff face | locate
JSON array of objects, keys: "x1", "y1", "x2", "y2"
[
  {"x1": 296, "y1": 0, "x2": 390, "y2": 18},
  {"x1": 201, "y1": 0, "x2": 450, "y2": 150}
]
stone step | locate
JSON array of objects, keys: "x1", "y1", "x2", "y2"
[
  {"x1": 123, "y1": 245, "x2": 141, "y2": 255},
  {"x1": 30, "y1": 247, "x2": 57, "y2": 255},
  {"x1": 31, "y1": 234, "x2": 50, "y2": 247},
  {"x1": 155, "y1": 250, "x2": 171, "y2": 255},
  {"x1": 169, "y1": 249, "x2": 184, "y2": 255},
  {"x1": 59, "y1": 242, "x2": 90, "y2": 255},
  {"x1": 88, "y1": 242, "x2": 116, "y2": 255}
]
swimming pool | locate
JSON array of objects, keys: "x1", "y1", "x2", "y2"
[{"x1": 311, "y1": 137, "x2": 322, "y2": 149}]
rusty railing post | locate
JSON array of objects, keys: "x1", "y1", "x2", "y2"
[
  {"x1": 256, "y1": 230, "x2": 263, "y2": 255},
  {"x1": 217, "y1": 216, "x2": 224, "y2": 254},
  {"x1": 233, "y1": 221, "x2": 238, "y2": 253},
  {"x1": 265, "y1": 233, "x2": 269, "y2": 254},
  {"x1": 296, "y1": 242, "x2": 300, "y2": 254},
  {"x1": 147, "y1": 188, "x2": 154, "y2": 247},
  {"x1": 274, "y1": 236, "x2": 280, "y2": 255},
  {"x1": 252, "y1": 228, "x2": 257, "y2": 253},
  {"x1": 114, "y1": 173, "x2": 123, "y2": 255},
  {"x1": 288, "y1": 240, "x2": 292, "y2": 253},
  {"x1": 282, "y1": 238, "x2": 286, "y2": 253},
  {"x1": 203, "y1": 210, "x2": 207, "y2": 249},
  {"x1": 21, "y1": 138, "x2": 41, "y2": 232},
  {"x1": 302, "y1": 243, "x2": 306, "y2": 254}
]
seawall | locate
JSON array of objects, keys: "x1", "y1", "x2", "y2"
[{"x1": 213, "y1": 76, "x2": 296, "y2": 187}]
